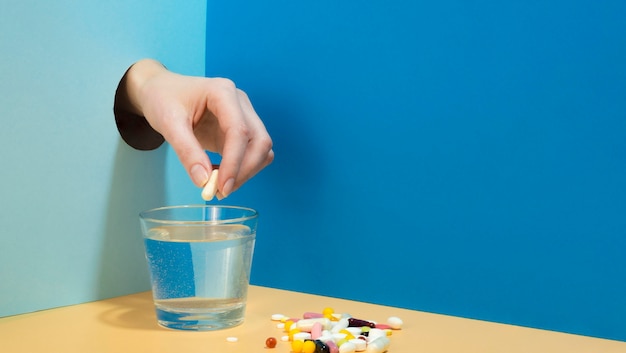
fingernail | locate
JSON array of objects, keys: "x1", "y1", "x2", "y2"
[
  {"x1": 190, "y1": 164, "x2": 209, "y2": 187},
  {"x1": 221, "y1": 178, "x2": 235, "y2": 198}
]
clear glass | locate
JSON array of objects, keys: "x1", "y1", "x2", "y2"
[{"x1": 139, "y1": 205, "x2": 258, "y2": 331}]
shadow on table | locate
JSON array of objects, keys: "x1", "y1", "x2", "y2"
[
  {"x1": 98, "y1": 293, "x2": 163, "y2": 331},
  {"x1": 96, "y1": 140, "x2": 166, "y2": 331}
]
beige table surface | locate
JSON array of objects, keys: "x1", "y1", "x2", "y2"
[{"x1": 1, "y1": 285, "x2": 624, "y2": 353}]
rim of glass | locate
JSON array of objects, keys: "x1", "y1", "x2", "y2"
[{"x1": 139, "y1": 204, "x2": 258, "y2": 225}]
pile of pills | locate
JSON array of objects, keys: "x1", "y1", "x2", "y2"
[{"x1": 268, "y1": 307, "x2": 403, "y2": 353}]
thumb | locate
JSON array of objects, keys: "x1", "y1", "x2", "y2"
[{"x1": 166, "y1": 126, "x2": 213, "y2": 188}]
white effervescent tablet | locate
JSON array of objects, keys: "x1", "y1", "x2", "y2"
[
  {"x1": 226, "y1": 336, "x2": 238, "y2": 343},
  {"x1": 271, "y1": 313, "x2": 286, "y2": 321},
  {"x1": 201, "y1": 169, "x2": 219, "y2": 201},
  {"x1": 387, "y1": 316, "x2": 403, "y2": 330}
]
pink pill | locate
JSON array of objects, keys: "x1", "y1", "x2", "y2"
[
  {"x1": 303, "y1": 312, "x2": 324, "y2": 319},
  {"x1": 326, "y1": 340, "x2": 339, "y2": 353},
  {"x1": 375, "y1": 323, "x2": 392, "y2": 330},
  {"x1": 311, "y1": 322, "x2": 323, "y2": 339}
]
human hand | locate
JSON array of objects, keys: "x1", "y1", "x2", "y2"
[{"x1": 117, "y1": 59, "x2": 273, "y2": 198}]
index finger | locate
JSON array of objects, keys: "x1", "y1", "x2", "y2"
[{"x1": 204, "y1": 78, "x2": 250, "y2": 197}]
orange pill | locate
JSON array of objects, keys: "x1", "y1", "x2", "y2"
[{"x1": 265, "y1": 337, "x2": 277, "y2": 348}]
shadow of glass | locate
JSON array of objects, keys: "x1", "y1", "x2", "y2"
[
  {"x1": 97, "y1": 292, "x2": 163, "y2": 331},
  {"x1": 97, "y1": 140, "x2": 167, "y2": 314}
]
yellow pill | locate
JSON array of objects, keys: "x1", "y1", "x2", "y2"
[
  {"x1": 385, "y1": 329, "x2": 393, "y2": 336},
  {"x1": 302, "y1": 340, "x2": 317, "y2": 353},
  {"x1": 284, "y1": 320, "x2": 294, "y2": 331},
  {"x1": 291, "y1": 339, "x2": 304, "y2": 353},
  {"x1": 288, "y1": 328, "x2": 301, "y2": 341},
  {"x1": 339, "y1": 329, "x2": 355, "y2": 340},
  {"x1": 322, "y1": 307, "x2": 339, "y2": 321}
]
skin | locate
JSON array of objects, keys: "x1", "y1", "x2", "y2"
[{"x1": 121, "y1": 59, "x2": 274, "y2": 198}]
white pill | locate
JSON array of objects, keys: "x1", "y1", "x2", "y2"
[
  {"x1": 201, "y1": 169, "x2": 219, "y2": 201},
  {"x1": 276, "y1": 322, "x2": 285, "y2": 329},
  {"x1": 339, "y1": 341, "x2": 357, "y2": 353},
  {"x1": 346, "y1": 327, "x2": 362, "y2": 336},
  {"x1": 366, "y1": 328, "x2": 386, "y2": 342},
  {"x1": 332, "y1": 333, "x2": 347, "y2": 341},
  {"x1": 226, "y1": 336, "x2": 238, "y2": 343},
  {"x1": 331, "y1": 318, "x2": 349, "y2": 333},
  {"x1": 349, "y1": 338, "x2": 367, "y2": 352},
  {"x1": 296, "y1": 318, "x2": 331, "y2": 332},
  {"x1": 387, "y1": 316, "x2": 403, "y2": 330},
  {"x1": 319, "y1": 332, "x2": 334, "y2": 343},
  {"x1": 365, "y1": 336, "x2": 390, "y2": 353},
  {"x1": 281, "y1": 335, "x2": 290, "y2": 342},
  {"x1": 293, "y1": 332, "x2": 312, "y2": 341},
  {"x1": 271, "y1": 313, "x2": 285, "y2": 321}
]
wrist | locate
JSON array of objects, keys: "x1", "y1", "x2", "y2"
[{"x1": 125, "y1": 59, "x2": 168, "y2": 116}]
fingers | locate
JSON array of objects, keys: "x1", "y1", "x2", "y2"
[
  {"x1": 205, "y1": 83, "x2": 273, "y2": 198},
  {"x1": 144, "y1": 74, "x2": 272, "y2": 196},
  {"x1": 232, "y1": 90, "x2": 274, "y2": 187},
  {"x1": 163, "y1": 119, "x2": 214, "y2": 188}
]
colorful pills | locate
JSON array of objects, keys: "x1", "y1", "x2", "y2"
[{"x1": 269, "y1": 308, "x2": 402, "y2": 352}]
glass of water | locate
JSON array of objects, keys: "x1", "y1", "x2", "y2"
[{"x1": 139, "y1": 205, "x2": 257, "y2": 331}]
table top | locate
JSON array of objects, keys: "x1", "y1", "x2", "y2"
[{"x1": 1, "y1": 285, "x2": 624, "y2": 353}]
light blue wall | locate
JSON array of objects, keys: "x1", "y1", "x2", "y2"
[
  {"x1": 201, "y1": 0, "x2": 626, "y2": 341},
  {"x1": 0, "y1": 1, "x2": 206, "y2": 317}
]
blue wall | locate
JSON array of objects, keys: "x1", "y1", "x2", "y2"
[{"x1": 202, "y1": 0, "x2": 626, "y2": 341}]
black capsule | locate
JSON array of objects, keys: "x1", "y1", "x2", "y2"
[
  {"x1": 347, "y1": 317, "x2": 375, "y2": 328},
  {"x1": 314, "y1": 340, "x2": 330, "y2": 353}
]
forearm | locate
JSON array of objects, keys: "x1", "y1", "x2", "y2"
[{"x1": 121, "y1": 59, "x2": 168, "y2": 116}]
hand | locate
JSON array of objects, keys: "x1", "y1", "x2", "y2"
[{"x1": 120, "y1": 59, "x2": 273, "y2": 198}]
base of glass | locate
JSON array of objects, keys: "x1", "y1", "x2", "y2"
[{"x1": 155, "y1": 304, "x2": 245, "y2": 331}]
